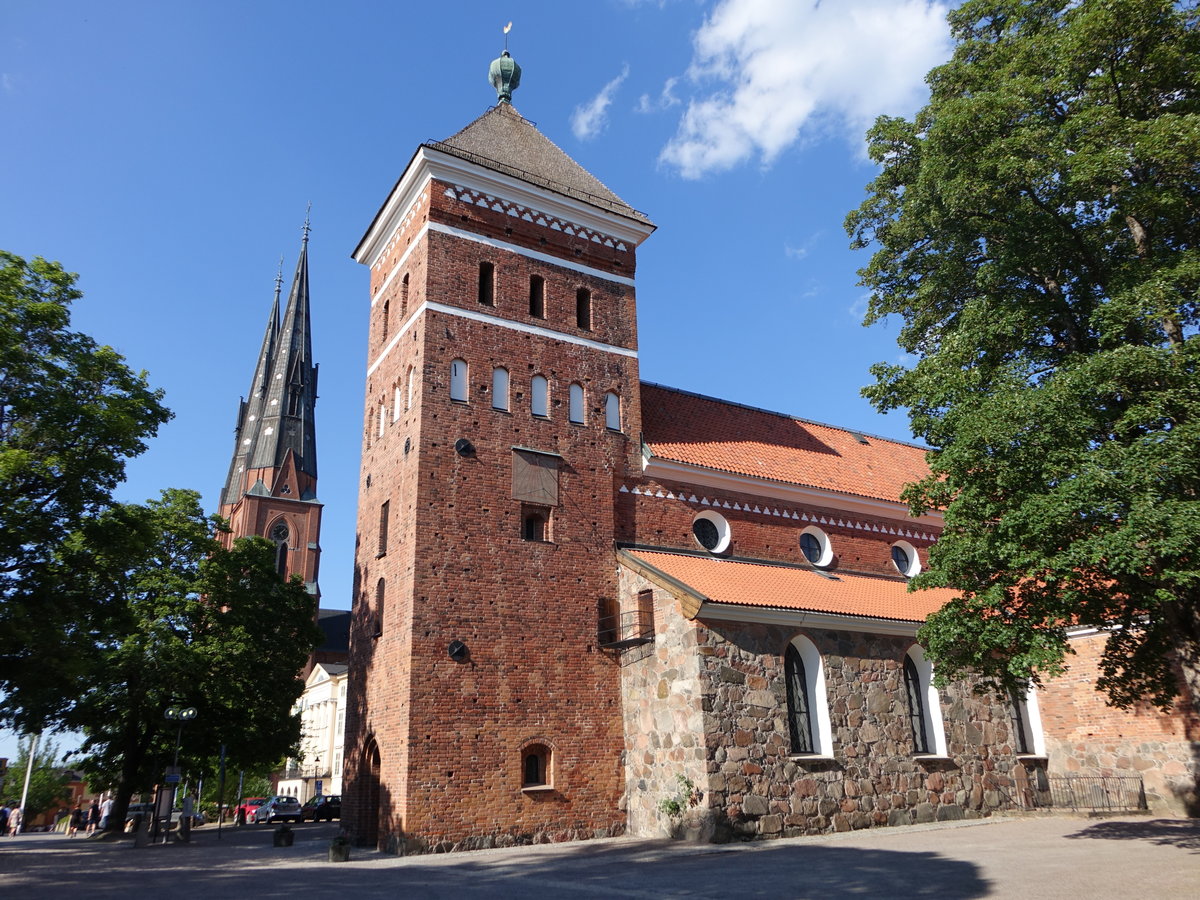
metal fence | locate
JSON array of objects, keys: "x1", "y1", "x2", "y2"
[{"x1": 1037, "y1": 774, "x2": 1147, "y2": 813}]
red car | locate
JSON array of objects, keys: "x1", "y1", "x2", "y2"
[{"x1": 234, "y1": 797, "x2": 266, "y2": 825}]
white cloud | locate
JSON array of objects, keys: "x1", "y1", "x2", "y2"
[
  {"x1": 571, "y1": 65, "x2": 631, "y2": 141},
  {"x1": 660, "y1": 0, "x2": 953, "y2": 178},
  {"x1": 636, "y1": 76, "x2": 682, "y2": 114},
  {"x1": 785, "y1": 231, "x2": 821, "y2": 260},
  {"x1": 849, "y1": 294, "x2": 871, "y2": 320},
  {"x1": 2, "y1": 73, "x2": 16, "y2": 94}
]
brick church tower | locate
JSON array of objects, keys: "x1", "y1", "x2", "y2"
[
  {"x1": 218, "y1": 225, "x2": 322, "y2": 602},
  {"x1": 344, "y1": 50, "x2": 654, "y2": 851}
]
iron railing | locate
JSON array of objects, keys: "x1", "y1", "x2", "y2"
[
  {"x1": 1034, "y1": 774, "x2": 1147, "y2": 813},
  {"x1": 597, "y1": 607, "x2": 654, "y2": 649}
]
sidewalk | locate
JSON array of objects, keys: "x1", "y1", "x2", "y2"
[{"x1": 1, "y1": 814, "x2": 1197, "y2": 898}]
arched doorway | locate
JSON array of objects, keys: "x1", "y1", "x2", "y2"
[{"x1": 361, "y1": 738, "x2": 381, "y2": 847}]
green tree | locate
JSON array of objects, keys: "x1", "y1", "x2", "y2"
[
  {"x1": 0, "y1": 251, "x2": 171, "y2": 728},
  {"x1": 846, "y1": 0, "x2": 1200, "y2": 709},
  {"x1": 41, "y1": 489, "x2": 320, "y2": 829},
  {"x1": 6, "y1": 737, "x2": 71, "y2": 823}
]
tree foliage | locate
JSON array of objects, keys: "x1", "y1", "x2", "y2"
[
  {"x1": 846, "y1": 0, "x2": 1200, "y2": 708},
  {"x1": 10, "y1": 489, "x2": 321, "y2": 826},
  {"x1": 5, "y1": 737, "x2": 70, "y2": 818},
  {"x1": 0, "y1": 251, "x2": 171, "y2": 719}
]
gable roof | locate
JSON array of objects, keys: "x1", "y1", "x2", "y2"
[
  {"x1": 428, "y1": 104, "x2": 651, "y2": 225},
  {"x1": 622, "y1": 548, "x2": 956, "y2": 624},
  {"x1": 639, "y1": 383, "x2": 930, "y2": 505}
]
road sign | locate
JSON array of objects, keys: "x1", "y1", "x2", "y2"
[{"x1": 314, "y1": 779, "x2": 323, "y2": 795}]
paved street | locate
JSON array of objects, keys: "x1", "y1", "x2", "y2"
[{"x1": 0, "y1": 814, "x2": 1197, "y2": 898}]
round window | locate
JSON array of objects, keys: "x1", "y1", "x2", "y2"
[
  {"x1": 799, "y1": 526, "x2": 833, "y2": 567},
  {"x1": 691, "y1": 511, "x2": 731, "y2": 554},
  {"x1": 891, "y1": 540, "x2": 921, "y2": 577}
]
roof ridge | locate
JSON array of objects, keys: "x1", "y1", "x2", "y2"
[{"x1": 640, "y1": 381, "x2": 929, "y2": 452}]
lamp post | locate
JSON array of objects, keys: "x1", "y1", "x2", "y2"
[{"x1": 162, "y1": 706, "x2": 197, "y2": 843}]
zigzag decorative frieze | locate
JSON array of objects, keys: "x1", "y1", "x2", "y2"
[
  {"x1": 374, "y1": 190, "x2": 429, "y2": 272},
  {"x1": 444, "y1": 185, "x2": 628, "y2": 251},
  {"x1": 618, "y1": 484, "x2": 936, "y2": 543}
]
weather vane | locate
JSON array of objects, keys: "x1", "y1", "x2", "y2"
[
  {"x1": 275, "y1": 255, "x2": 284, "y2": 297},
  {"x1": 504, "y1": 21, "x2": 512, "y2": 51},
  {"x1": 302, "y1": 202, "x2": 312, "y2": 244}
]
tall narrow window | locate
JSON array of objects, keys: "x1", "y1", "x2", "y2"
[
  {"x1": 382, "y1": 299, "x2": 390, "y2": 341},
  {"x1": 604, "y1": 392, "x2": 621, "y2": 431},
  {"x1": 374, "y1": 578, "x2": 385, "y2": 637},
  {"x1": 405, "y1": 365, "x2": 415, "y2": 411},
  {"x1": 568, "y1": 383, "x2": 584, "y2": 424},
  {"x1": 529, "y1": 275, "x2": 545, "y2": 318},
  {"x1": 492, "y1": 367, "x2": 510, "y2": 411},
  {"x1": 636, "y1": 589, "x2": 655, "y2": 640},
  {"x1": 531, "y1": 374, "x2": 549, "y2": 417},
  {"x1": 393, "y1": 385, "x2": 402, "y2": 422},
  {"x1": 785, "y1": 645, "x2": 813, "y2": 754},
  {"x1": 450, "y1": 359, "x2": 468, "y2": 402},
  {"x1": 377, "y1": 500, "x2": 389, "y2": 557},
  {"x1": 270, "y1": 521, "x2": 289, "y2": 577},
  {"x1": 478, "y1": 261, "x2": 495, "y2": 306},
  {"x1": 904, "y1": 655, "x2": 930, "y2": 753},
  {"x1": 400, "y1": 273, "x2": 410, "y2": 317},
  {"x1": 378, "y1": 403, "x2": 386, "y2": 437},
  {"x1": 576, "y1": 288, "x2": 591, "y2": 330},
  {"x1": 1008, "y1": 688, "x2": 1030, "y2": 754}
]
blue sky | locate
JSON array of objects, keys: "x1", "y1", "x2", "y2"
[{"x1": 0, "y1": 0, "x2": 954, "y2": 761}]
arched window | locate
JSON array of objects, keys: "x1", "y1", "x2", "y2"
[
  {"x1": 1008, "y1": 683, "x2": 1046, "y2": 756},
  {"x1": 269, "y1": 520, "x2": 289, "y2": 577},
  {"x1": 393, "y1": 385, "x2": 402, "y2": 422},
  {"x1": 531, "y1": 375, "x2": 549, "y2": 418},
  {"x1": 604, "y1": 392, "x2": 621, "y2": 431},
  {"x1": 381, "y1": 299, "x2": 390, "y2": 342},
  {"x1": 576, "y1": 288, "x2": 591, "y2": 330},
  {"x1": 492, "y1": 367, "x2": 510, "y2": 411},
  {"x1": 450, "y1": 359, "x2": 468, "y2": 403},
  {"x1": 400, "y1": 272, "x2": 410, "y2": 317},
  {"x1": 405, "y1": 365, "x2": 415, "y2": 410},
  {"x1": 374, "y1": 578, "x2": 385, "y2": 638},
  {"x1": 378, "y1": 402, "x2": 386, "y2": 437},
  {"x1": 904, "y1": 646, "x2": 948, "y2": 756},
  {"x1": 529, "y1": 275, "x2": 545, "y2": 318},
  {"x1": 521, "y1": 742, "x2": 551, "y2": 788},
  {"x1": 785, "y1": 635, "x2": 833, "y2": 756},
  {"x1": 568, "y1": 383, "x2": 584, "y2": 424}
]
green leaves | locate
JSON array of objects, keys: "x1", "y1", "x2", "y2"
[{"x1": 849, "y1": 1, "x2": 1200, "y2": 708}]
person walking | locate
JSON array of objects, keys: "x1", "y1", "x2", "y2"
[
  {"x1": 68, "y1": 803, "x2": 82, "y2": 838},
  {"x1": 85, "y1": 798, "x2": 100, "y2": 836},
  {"x1": 99, "y1": 795, "x2": 114, "y2": 831},
  {"x1": 8, "y1": 804, "x2": 22, "y2": 836},
  {"x1": 0, "y1": 801, "x2": 10, "y2": 837}
]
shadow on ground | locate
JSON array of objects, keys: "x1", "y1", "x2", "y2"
[{"x1": 1064, "y1": 817, "x2": 1200, "y2": 853}]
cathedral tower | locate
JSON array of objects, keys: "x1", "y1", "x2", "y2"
[
  {"x1": 344, "y1": 51, "x2": 654, "y2": 851},
  {"x1": 218, "y1": 226, "x2": 322, "y2": 601}
]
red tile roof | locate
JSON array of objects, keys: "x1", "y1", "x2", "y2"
[
  {"x1": 639, "y1": 383, "x2": 930, "y2": 504},
  {"x1": 623, "y1": 549, "x2": 957, "y2": 623}
]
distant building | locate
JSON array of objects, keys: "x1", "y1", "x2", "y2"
[{"x1": 276, "y1": 662, "x2": 347, "y2": 802}]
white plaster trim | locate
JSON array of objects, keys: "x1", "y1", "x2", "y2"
[
  {"x1": 354, "y1": 148, "x2": 654, "y2": 268},
  {"x1": 908, "y1": 645, "x2": 949, "y2": 757},
  {"x1": 792, "y1": 633, "x2": 834, "y2": 756},
  {"x1": 641, "y1": 457, "x2": 943, "y2": 527},
  {"x1": 1019, "y1": 684, "x2": 1048, "y2": 757},
  {"x1": 697, "y1": 603, "x2": 921, "y2": 636},
  {"x1": 621, "y1": 482, "x2": 938, "y2": 541},
  {"x1": 429, "y1": 221, "x2": 636, "y2": 287},
  {"x1": 367, "y1": 300, "x2": 637, "y2": 378}
]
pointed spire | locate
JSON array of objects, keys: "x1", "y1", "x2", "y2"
[
  {"x1": 249, "y1": 220, "x2": 318, "y2": 483},
  {"x1": 220, "y1": 269, "x2": 284, "y2": 508}
]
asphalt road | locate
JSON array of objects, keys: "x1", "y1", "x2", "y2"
[{"x1": 0, "y1": 814, "x2": 1197, "y2": 898}]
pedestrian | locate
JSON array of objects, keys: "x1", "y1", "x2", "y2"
[
  {"x1": 68, "y1": 803, "x2": 82, "y2": 838},
  {"x1": 0, "y1": 801, "x2": 9, "y2": 837},
  {"x1": 99, "y1": 795, "x2": 114, "y2": 831},
  {"x1": 85, "y1": 798, "x2": 100, "y2": 835},
  {"x1": 8, "y1": 805, "x2": 22, "y2": 836}
]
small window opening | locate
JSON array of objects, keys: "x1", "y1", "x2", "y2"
[
  {"x1": 568, "y1": 383, "x2": 584, "y2": 424},
  {"x1": 374, "y1": 578, "x2": 386, "y2": 638},
  {"x1": 400, "y1": 273, "x2": 410, "y2": 317},
  {"x1": 478, "y1": 262, "x2": 495, "y2": 307},
  {"x1": 522, "y1": 745, "x2": 550, "y2": 787},
  {"x1": 378, "y1": 500, "x2": 389, "y2": 557},
  {"x1": 382, "y1": 299, "x2": 390, "y2": 341},
  {"x1": 492, "y1": 367, "x2": 510, "y2": 411},
  {"x1": 529, "y1": 275, "x2": 545, "y2": 318},
  {"x1": 522, "y1": 506, "x2": 550, "y2": 542},
  {"x1": 450, "y1": 359, "x2": 468, "y2": 403},
  {"x1": 270, "y1": 520, "x2": 289, "y2": 577},
  {"x1": 531, "y1": 375, "x2": 549, "y2": 418},
  {"x1": 576, "y1": 288, "x2": 591, "y2": 330},
  {"x1": 604, "y1": 392, "x2": 621, "y2": 431}
]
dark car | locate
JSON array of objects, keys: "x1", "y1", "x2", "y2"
[{"x1": 300, "y1": 794, "x2": 341, "y2": 822}]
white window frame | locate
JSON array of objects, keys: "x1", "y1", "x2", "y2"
[
  {"x1": 907, "y1": 645, "x2": 949, "y2": 757},
  {"x1": 450, "y1": 358, "x2": 468, "y2": 403},
  {"x1": 531, "y1": 374, "x2": 549, "y2": 418},
  {"x1": 568, "y1": 383, "x2": 584, "y2": 424},
  {"x1": 788, "y1": 634, "x2": 834, "y2": 757},
  {"x1": 492, "y1": 367, "x2": 510, "y2": 411},
  {"x1": 604, "y1": 391, "x2": 621, "y2": 431}
]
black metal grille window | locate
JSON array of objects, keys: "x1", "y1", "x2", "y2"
[
  {"x1": 800, "y1": 532, "x2": 821, "y2": 563},
  {"x1": 786, "y1": 645, "x2": 814, "y2": 754},
  {"x1": 904, "y1": 655, "x2": 930, "y2": 753}
]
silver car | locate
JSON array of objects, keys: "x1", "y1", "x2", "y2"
[{"x1": 252, "y1": 796, "x2": 302, "y2": 824}]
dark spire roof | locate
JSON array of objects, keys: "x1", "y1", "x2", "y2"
[
  {"x1": 249, "y1": 226, "x2": 319, "y2": 482},
  {"x1": 427, "y1": 104, "x2": 651, "y2": 225},
  {"x1": 220, "y1": 270, "x2": 282, "y2": 508}
]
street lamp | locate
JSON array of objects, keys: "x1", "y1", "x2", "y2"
[{"x1": 161, "y1": 706, "x2": 197, "y2": 843}]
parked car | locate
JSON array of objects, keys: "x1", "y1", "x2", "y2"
[
  {"x1": 125, "y1": 802, "x2": 155, "y2": 832},
  {"x1": 252, "y1": 796, "x2": 302, "y2": 824},
  {"x1": 234, "y1": 797, "x2": 266, "y2": 825},
  {"x1": 300, "y1": 794, "x2": 341, "y2": 822}
]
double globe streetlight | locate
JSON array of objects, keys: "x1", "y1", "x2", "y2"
[{"x1": 162, "y1": 706, "x2": 197, "y2": 843}]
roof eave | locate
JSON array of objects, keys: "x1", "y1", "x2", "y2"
[{"x1": 696, "y1": 602, "x2": 923, "y2": 636}]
